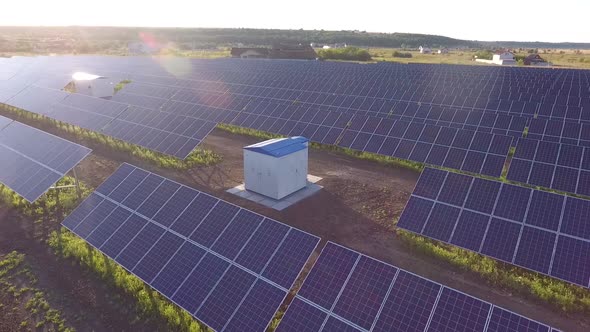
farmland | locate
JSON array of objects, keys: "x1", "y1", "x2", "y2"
[{"x1": 1, "y1": 39, "x2": 590, "y2": 331}]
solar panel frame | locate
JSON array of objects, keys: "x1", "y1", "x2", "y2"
[
  {"x1": 0, "y1": 116, "x2": 92, "y2": 202},
  {"x1": 278, "y1": 241, "x2": 555, "y2": 332},
  {"x1": 399, "y1": 167, "x2": 590, "y2": 289},
  {"x1": 61, "y1": 163, "x2": 320, "y2": 332}
]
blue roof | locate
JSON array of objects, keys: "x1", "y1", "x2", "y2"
[{"x1": 244, "y1": 136, "x2": 308, "y2": 157}]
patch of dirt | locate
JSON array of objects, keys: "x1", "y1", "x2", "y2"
[{"x1": 0, "y1": 125, "x2": 587, "y2": 332}]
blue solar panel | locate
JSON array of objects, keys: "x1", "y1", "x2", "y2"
[
  {"x1": 403, "y1": 167, "x2": 590, "y2": 289},
  {"x1": 437, "y1": 172, "x2": 472, "y2": 206},
  {"x1": 513, "y1": 227, "x2": 556, "y2": 274},
  {"x1": 528, "y1": 162, "x2": 554, "y2": 188},
  {"x1": 372, "y1": 270, "x2": 439, "y2": 332},
  {"x1": 450, "y1": 210, "x2": 490, "y2": 251},
  {"x1": 332, "y1": 256, "x2": 397, "y2": 330},
  {"x1": 493, "y1": 185, "x2": 531, "y2": 222},
  {"x1": 464, "y1": 178, "x2": 501, "y2": 214},
  {"x1": 422, "y1": 203, "x2": 461, "y2": 242},
  {"x1": 561, "y1": 197, "x2": 590, "y2": 241},
  {"x1": 550, "y1": 236, "x2": 590, "y2": 287},
  {"x1": 487, "y1": 306, "x2": 550, "y2": 332},
  {"x1": 481, "y1": 218, "x2": 522, "y2": 262},
  {"x1": 298, "y1": 243, "x2": 359, "y2": 310},
  {"x1": 397, "y1": 196, "x2": 434, "y2": 233},
  {"x1": 276, "y1": 297, "x2": 327, "y2": 332},
  {"x1": 507, "y1": 159, "x2": 532, "y2": 183},
  {"x1": 197, "y1": 265, "x2": 257, "y2": 331},
  {"x1": 413, "y1": 168, "x2": 447, "y2": 199},
  {"x1": 62, "y1": 163, "x2": 319, "y2": 331},
  {"x1": 428, "y1": 287, "x2": 491, "y2": 332},
  {"x1": 525, "y1": 191, "x2": 564, "y2": 231},
  {"x1": 223, "y1": 279, "x2": 287, "y2": 332},
  {"x1": 0, "y1": 118, "x2": 91, "y2": 202},
  {"x1": 285, "y1": 242, "x2": 555, "y2": 332}
]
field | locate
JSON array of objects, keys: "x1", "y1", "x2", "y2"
[
  {"x1": 0, "y1": 106, "x2": 589, "y2": 330},
  {"x1": 2, "y1": 33, "x2": 590, "y2": 330}
]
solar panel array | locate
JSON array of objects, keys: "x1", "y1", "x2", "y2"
[
  {"x1": 0, "y1": 115, "x2": 91, "y2": 202},
  {"x1": 507, "y1": 138, "x2": 590, "y2": 196},
  {"x1": 277, "y1": 242, "x2": 556, "y2": 332},
  {"x1": 61, "y1": 163, "x2": 320, "y2": 332},
  {"x1": 398, "y1": 168, "x2": 590, "y2": 289}
]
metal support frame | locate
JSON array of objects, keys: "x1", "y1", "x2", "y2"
[{"x1": 48, "y1": 165, "x2": 82, "y2": 200}]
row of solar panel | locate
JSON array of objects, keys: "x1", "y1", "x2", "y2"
[
  {"x1": 528, "y1": 118, "x2": 590, "y2": 147},
  {"x1": 0, "y1": 115, "x2": 91, "y2": 202},
  {"x1": 507, "y1": 138, "x2": 590, "y2": 196},
  {"x1": 277, "y1": 242, "x2": 557, "y2": 332},
  {"x1": 125, "y1": 70, "x2": 590, "y2": 110},
  {"x1": 3, "y1": 86, "x2": 219, "y2": 159},
  {"x1": 124, "y1": 75, "x2": 590, "y2": 121},
  {"x1": 62, "y1": 163, "x2": 320, "y2": 332},
  {"x1": 398, "y1": 168, "x2": 590, "y2": 288}
]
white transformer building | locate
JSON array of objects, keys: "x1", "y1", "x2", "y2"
[{"x1": 243, "y1": 137, "x2": 309, "y2": 200}]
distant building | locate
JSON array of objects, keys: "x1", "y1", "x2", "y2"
[
  {"x1": 419, "y1": 46, "x2": 432, "y2": 54},
  {"x1": 230, "y1": 48, "x2": 269, "y2": 59},
  {"x1": 524, "y1": 53, "x2": 551, "y2": 66},
  {"x1": 476, "y1": 51, "x2": 516, "y2": 66},
  {"x1": 438, "y1": 48, "x2": 449, "y2": 54},
  {"x1": 230, "y1": 43, "x2": 317, "y2": 60}
]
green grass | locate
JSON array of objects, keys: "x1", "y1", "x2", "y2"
[
  {"x1": 114, "y1": 79, "x2": 132, "y2": 93},
  {"x1": 0, "y1": 104, "x2": 221, "y2": 169},
  {"x1": 216, "y1": 123, "x2": 424, "y2": 172},
  {"x1": 0, "y1": 251, "x2": 74, "y2": 332}
]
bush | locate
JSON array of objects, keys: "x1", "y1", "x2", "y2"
[
  {"x1": 392, "y1": 51, "x2": 412, "y2": 58},
  {"x1": 317, "y1": 47, "x2": 372, "y2": 61},
  {"x1": 474, "y1": 50, "x2": 493, "y2": 60}
]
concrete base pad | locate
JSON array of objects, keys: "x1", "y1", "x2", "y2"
[{"x1": 226, "y1": 175, "x2": 323, "y2": 211}]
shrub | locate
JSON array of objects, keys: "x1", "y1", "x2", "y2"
[
  {"x1": 392, "y1": 51, "x2": 412, "y2": 58},
  {"x1": 317, "y1": 47, "x2": 372, "y2": 61}
]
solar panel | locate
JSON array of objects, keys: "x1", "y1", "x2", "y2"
[
  {"x1": 507, "y1": 138, "x2": 590, "y2": 196},
  {"x1": 61, "y1": 163, "x2": 320, "y2": 331},
  {"x1": 398, "y1": 167, "x2": 590, "y2": 289},
  {"x1": 277, "y1": 242, "x2": 555, "y2": 332},
  {"x1": 0, "y1": 116, "x2": 91, "y2": 202}
]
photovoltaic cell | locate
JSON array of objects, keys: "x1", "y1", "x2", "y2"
[
  {"x1": 280, "y1": 242, "x2": 554, "y2": 332},
  {"x1": 62, "y1": 163, "x2": 319, "y2": 331},
  {"x1": 400, "y1": 167, "x2": 590, "y2": 289},
  {"x1": 0, "y1": 117, "x2": 91, "y2": 202}
]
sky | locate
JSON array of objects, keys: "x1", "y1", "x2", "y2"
[{"x1": 1, "y1": 0, "x2": 589, "y2": 43}]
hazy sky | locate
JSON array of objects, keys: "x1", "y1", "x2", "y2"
[{"x1": 2, "y1": 0, "x2": 589, "y2": 43}]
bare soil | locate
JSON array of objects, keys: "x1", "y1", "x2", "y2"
[{"x1": 0, "y1": 126, "x2": 587, "y2": 332}]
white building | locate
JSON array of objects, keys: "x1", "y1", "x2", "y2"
[
  {"x1": 419, "y1": 46, "x2": 432, "y2": 54},
  {"x1": 72, "y1": 72, "x2": 116, "y2": 98},
  {"x1": 475, "y1": 51, "x2": 517, "y2": 66},
  {"x1": 243, "y1": 137, "x2": 309, "y2": 200}
]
